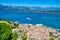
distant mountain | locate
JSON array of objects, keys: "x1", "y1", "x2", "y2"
[
  {"x1": 0, "y1": 4, "x2": 12, "y2": 9},
  {"x1": 0, "y1": 4, "x2": 60, "y2": 13},
  {"x1": 43, "y1": 7, "x2": 60, "y2": 11}
]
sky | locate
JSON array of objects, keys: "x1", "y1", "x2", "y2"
[{"x1": 0, "y1": 0, "x2": 60, "y2": 7}]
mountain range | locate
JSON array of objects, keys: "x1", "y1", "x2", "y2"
[{"x1": 0, "y1": 4, "x2": 60, "y2": 13}]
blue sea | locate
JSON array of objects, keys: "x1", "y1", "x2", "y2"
[{"x1": 0, "y1": 10, "x2": 60, "y2": 29}]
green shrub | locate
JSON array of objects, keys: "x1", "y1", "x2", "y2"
[
  {"x1": 49, "y1": 32, "x2": 53, "y2": 37},
  {"x1": 11, "y1": 33, "x2": 18, "y2": 40},
  {"x1": 50, "y1": 37, "x2": 54, "y2": 40},
  {"x1": 0, "y1": 23, "x2": 12, "y2": 40},
  {"x1": 21, "y1": 33, "x2": 27, "y2": 40}
]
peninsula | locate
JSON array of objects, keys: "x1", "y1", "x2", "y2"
[{"x1": 0, "y1": 19, "x2": 60, "y2": 40}]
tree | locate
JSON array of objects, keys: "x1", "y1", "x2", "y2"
[
  {"x1": 0, "y1": 21, "x2": 18, "y2": 40},
  {"x1": 0, "y1": 23, "x2": 12, "y2": 40},
  {"x1": 21, "y1": 33, "x2": 27, "y2": 40},
  {"x1": 50, "y1": 37, "x2": 54, "y2": 40},
  {"x1": 11, "y1": 33, "x2": 18, "y2": 40},
  {"x1": 49, "y1": 32, "x2": 53, "y2": 37}
]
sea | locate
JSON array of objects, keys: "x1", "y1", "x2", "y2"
[{"x1": 0, "y1": 10, "x2": 60, "y2": 29}]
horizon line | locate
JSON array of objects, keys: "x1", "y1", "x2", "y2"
[{"x1": 0, "y1": 3, "x2": 60, "y2": 7}]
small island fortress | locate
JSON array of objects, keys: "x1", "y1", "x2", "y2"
[{"x1": 0, "y1": 20, "x2": 60, "y2": 40}]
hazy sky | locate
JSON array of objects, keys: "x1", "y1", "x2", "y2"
[{"x1": 0, "y1": 0, "x2": 60, "y2": 7}]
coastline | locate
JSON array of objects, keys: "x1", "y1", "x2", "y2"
[
  {"x1": 0, "y1": 20, "x2": 60, "y2": 40},
  {"x1": 19, "y1": 23, "x2": 60, "y2": 30},
  {"x1": 14, "y1": 23, "x2": 60, "y2": 40}
]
